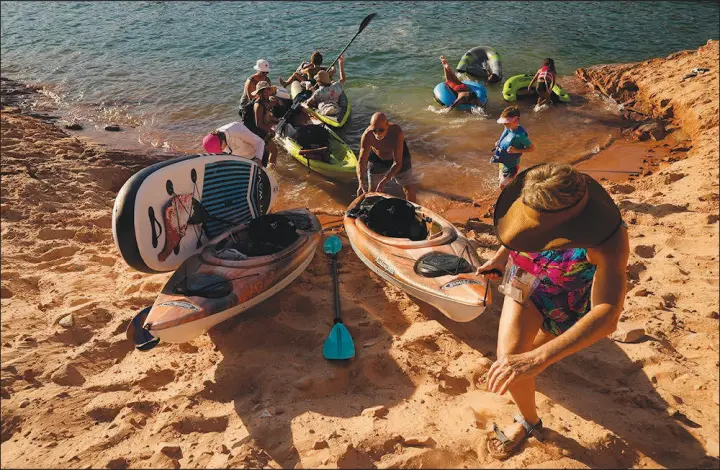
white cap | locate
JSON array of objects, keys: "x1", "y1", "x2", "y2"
[{"x1": 253, "y1": 59, "x2": 271, "y2": 72}]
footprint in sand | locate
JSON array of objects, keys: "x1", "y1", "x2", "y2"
[
  {"x1": 627, "y1": 261, "x2": 647, "y2": 281},
  {"x1": 634, "y1": 245, "x2": 656, "y2": 259},
  {"x1": 171, "y1": 415, "x2": 229, "y2": 434},
  {"x1": 37, "y1": 227, "x2": 77, "y2": 241}
]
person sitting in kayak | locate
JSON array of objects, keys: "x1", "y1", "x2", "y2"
[
  {"x1": 527, "y1": 58, "x2": 557, "y2": 108},
  {"x1": 278, "y1": 51, "x2": 335, "y2": 88},
  {"x1": 239, "y1": 59, "x2": 273, "y2": 113},
  {"x1": 304, "y1": 55, "x2": 346, "y2": 117},
  {"x1": 440, "y1": 56, "x2": 484, "y2": 110},
  {"x1": 202, "y1": 121, "x2": 265, "y2": 165},
  {"x1": 241, "y1": 81, "x2": 279, "y2": 170},
  {"x1": 357, "y1": 112, "x2": 417, "y2": 203}
]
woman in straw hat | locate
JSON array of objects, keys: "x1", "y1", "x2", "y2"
[{"x1": 478, "y1": 163, "x2": 629, "y2": 459}]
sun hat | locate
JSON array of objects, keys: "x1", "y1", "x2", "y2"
[
  {"x1": 497, "y1": 106, "x2": 520, "y2": 124},
  {"x1": 314, "y1": 70, "x2": 332, "y2": 86},
  {"x1": 202, "y1": 133, "x2": 222, "y2": 154},
  {"x1": 493, "y1": 164, "x2": 623, "y2": 252},
  {"x1": 251, "y1": 81, "x2": 276, "y2": 97},
  {"x1": 253, "y1": 59, "x2": 271, "y2": 73}
]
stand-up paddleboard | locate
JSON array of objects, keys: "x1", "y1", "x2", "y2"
[{"x1": 112, "y1": 154, "x2": 279, "y2": 273}]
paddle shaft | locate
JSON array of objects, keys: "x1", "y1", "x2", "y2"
[
  {"x1": 327, "y1": 13, "x2": 376, "y2": 70},
  {"x1": 330, "y1": 254, "x2": 341, "y2": 322}
]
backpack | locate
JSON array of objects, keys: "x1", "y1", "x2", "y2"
[
  {"x1": 295, "y1": 125, "x2": 330, "y2": 149},
  {"x1": 240, "y1": 100, "x2": 257, "y2": 128},
  {"x1": 246, "y1": 214, "x2": 298, "y2": 256},
  {"x1": 365, "y1": 197, "x2": 427, "y2": 240}
]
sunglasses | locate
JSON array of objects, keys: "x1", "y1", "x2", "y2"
[{"x1": 371, "y1": 127, "x2": 388, "y2": 134}]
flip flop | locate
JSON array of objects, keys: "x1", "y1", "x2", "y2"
[{"x1": 485, "y1": 414, "x2": 543, "y2": 460}]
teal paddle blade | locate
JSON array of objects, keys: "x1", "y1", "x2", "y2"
[
  {"x1": 323, "y1": 235, "x2": 342, "y2": 255},
  {"x1": 323, "y1": 322, "x2": 355, "y2": 360}
]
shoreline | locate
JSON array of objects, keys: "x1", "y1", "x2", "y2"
[{"x1": 2, "y1": 41, "x2": 719, "y2": 469}]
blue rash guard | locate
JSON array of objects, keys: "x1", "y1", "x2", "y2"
[{"x1": 490, "y1": 125, "x2": 532, "y2": 173}]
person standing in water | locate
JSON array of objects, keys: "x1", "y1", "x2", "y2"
[
  {"x1": 357, "y1": 112, "x2": 417, "y2": 203},
  {"x1": 478, "y1": 163, "x2": 629, "y2": 460},
  {"x1": 239, "y1": 59, "x2": 273, "y2": 114},
  {"x1": 492, "y1": 106, "x2": 535, "y2": 188},
  {"x1": 528, "y1": 58, "x2": 557, "y2": 108}
]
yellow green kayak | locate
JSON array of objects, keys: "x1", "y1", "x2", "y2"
[
  {"x1": 276, "y1": 124, "x2": 358, "y2": 179},
  {"x1": 290, "y1": 82, "x2": 352, "y2": 128}
]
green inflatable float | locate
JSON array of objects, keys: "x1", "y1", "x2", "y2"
[{"x1": 502, "y1": 74, "x2": 571, "y2": 103}]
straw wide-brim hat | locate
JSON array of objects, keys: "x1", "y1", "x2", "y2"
[
  {"x1": 493, "y1": 164, "x2": 623, "y2": 252},
  {"x1": 251, "y1": 81, "x2": 276, "y2": 97}
]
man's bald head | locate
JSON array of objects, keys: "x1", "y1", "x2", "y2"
[{"x1": 370, "y1": 112, "x2": 388, "y2": 127}]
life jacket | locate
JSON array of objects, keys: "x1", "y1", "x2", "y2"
[{"x1": 241, "y1": 99, "x2": 259, "y2": 130}]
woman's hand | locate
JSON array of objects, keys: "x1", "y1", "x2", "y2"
[
  {"x1": 487, "y1": 351, "x2": 545, "y2": 395},
  {"x1": 477, "y1": 257, "x2": 507, "y2": 280}
]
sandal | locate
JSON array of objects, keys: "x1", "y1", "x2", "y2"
[{"x1": 485, "y1": 414, "x2": 543, "y2": 460}]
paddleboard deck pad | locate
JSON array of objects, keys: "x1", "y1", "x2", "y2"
[{"x1": 113, "y1": 154, "x2": 279, "y2": 273}]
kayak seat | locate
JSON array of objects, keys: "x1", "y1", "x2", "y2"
[
  {"x1": 214, "y1": 214, "x2": 299, "y2": 258},
  {"x1": 415, "y1": 253, "x2": 473, "y2": 278},
  {"x1": 246, "y1": 214, "x2": 299, "y2": 256},
  {"x1": 364, "y1": 197, "x2": 428, "y2": 241},
  {"x1": 173, "y1": 273, "x2": 232, "y2": 298},
  {"x1": 294, "y1": 125, "x2": 331, "y2": 162}
]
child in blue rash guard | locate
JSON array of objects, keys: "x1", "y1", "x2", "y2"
[{"x1": 491, "y1": 106, "x2": 535, "y2": 188}]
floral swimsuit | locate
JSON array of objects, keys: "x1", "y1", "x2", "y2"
[{"x1": 509, "y1": 248, "x2": 597, "y2": 335}]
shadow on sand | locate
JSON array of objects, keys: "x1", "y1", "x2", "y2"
[{"x1": 202, "y1": 235, "x2": 416, "y2": 467}]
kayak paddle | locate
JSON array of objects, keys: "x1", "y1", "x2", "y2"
[
  {"x1": 327, "y1": 13, "x2": 377, "y2": 70},
  {"x1": 322, "y1": 235, "x2": 355, "y2": 360}
]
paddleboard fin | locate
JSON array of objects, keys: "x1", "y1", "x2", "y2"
[{"x1": 126, "y1": 307, "x2": 160, "y2": 352}]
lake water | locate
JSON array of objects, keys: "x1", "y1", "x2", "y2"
[{"x1": 2, "y1": 1, "x2": 718, "y2": 211}]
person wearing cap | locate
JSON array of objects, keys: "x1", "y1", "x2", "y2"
[
  {"x1": 476, "y1": 163, "x2": 629, "y2": 460},
  {"x1": 278, "y1": 51, "x2": 335, "y2": 88},
  {"x1": 492, "y1": 106, "x2": 534, "y2": 188},
  {"x1": 240, "y1": 80, "x2": 279, "y2": 169},
  {"x1": 239, "y1": 59, "x2": 273, "y2": 113},
  {"x1": 201, "y1": 121, "x2": 264, "y2": 165},
  {"x1": 304, "y1": 55, "x2": 346, "y2": 117}
]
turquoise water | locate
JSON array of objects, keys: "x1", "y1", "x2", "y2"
[{"x1": 2, "y1": 1, "x2": 718, "y2": 209}]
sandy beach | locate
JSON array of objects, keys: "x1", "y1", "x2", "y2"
[{"x1": 1, "y1": 40, "x2": 718, "y2": 469}]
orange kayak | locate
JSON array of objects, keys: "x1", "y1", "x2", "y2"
[
  {"x1": 129, "y1": 209, "x2": 321, "y2": 347},
  {"x1": 344, "y1": 193, "x2": 491, "y2": 322}
]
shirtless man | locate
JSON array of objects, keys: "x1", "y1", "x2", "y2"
[{"x1": 357, "y1": 112, "x2": 417, "y2": 203}]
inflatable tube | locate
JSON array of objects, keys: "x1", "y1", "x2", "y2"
[
  {"x1": 457, "y1": 46, "x2": 502, "y2": 81},
  {"x1": 433, "y1": 80, "x2": 488, "y2": 110},
  {"x1": 502, "y1": 74, "x2": 571, "y2": 103},
  {"x1": 112, "y1": 154, "x2": 279, "y2": 273}
]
